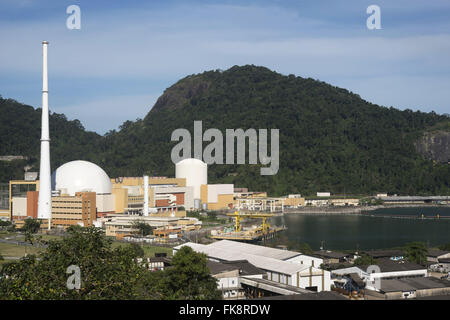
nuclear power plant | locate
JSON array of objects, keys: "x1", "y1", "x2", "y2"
[{"x1": 5, "y1": 42, "x2": 294, "y2": 241}]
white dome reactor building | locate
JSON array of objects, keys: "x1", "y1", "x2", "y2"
[
  {"x1": 52, "y1": 160, "x2": 112, "y2": 196},
  {"x1": 175, "y1": 158, "x2": 207, "y2": 200}
]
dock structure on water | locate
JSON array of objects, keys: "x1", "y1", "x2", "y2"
[{"x1": 210, "y1": 211, "x2": 286, "y2": 242}]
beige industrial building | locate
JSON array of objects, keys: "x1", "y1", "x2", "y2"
[
  {"x1": 201, "y1": 184, "x2": 234, "y2": 210},
  {"x1": 284, "y1": 194, "x2": 306, "y2": 207},
  {"x1": 51, "y1": 192, "x2": 97, "y2": 229},
  {"x1": 111, "y1": 176, "x2": 193, "y2": 213},
  {"x1": 234, "y1": 196, "x2": 286, "y2": 212},
  {"x1": 330, "y1": 199, "x2": 359, "y2": 206},
  {"x1": 103, "y1": 215, "x2": 201, "y2": 239}
]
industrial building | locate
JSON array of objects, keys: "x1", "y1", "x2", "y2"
[
  {"x1": 313, "y1": 250, "x2": 353, "y2": 265},
  {"x1": 111, "y1": 176, "x2": 189, "y2": 213},
  {"x1": 379, "y1": 196, "x2": 450, "y2": 205},
  {"x1": 201, "y1": 184, "x2": 234, "y2": 210},
  {"x1": 283, "y1": 194, "x2": 306, "y2": 208},
  {"x1": 331, "y1": 258, "x2": 428, "y2": 291},
  {"x1": 371, "y1": 277, "x2": 450, "y2": 299},
  {"x1": 234, "y1": 196, "x2": 286, "y2": 212},
  {"x1": 7, "y1": 157, "x2": 237, "y2": 231},
  {"x1": 175, "y1": 158, "x2": 207, "y2": 201},
  {"x1": 8, "y1": 179, "x2": 39, "y2": 220},
  {"x1": 5, "y1": 43, "x2": 235, "y2": 233},
  {"x1": 103, "y1": 214, "x2": 201, "y2": 239},
  {"x1": 174, "y1": 240, "x2": 331, "y2": 292},
  {"x1": 51, "y1": 192, "x2": 97, "y2": 228},
  {"x1": 427, "y1": 249, "x2": 450, "y2": 273},
  {"x1": 207, "y1": 260, "x2": 265, "y2": 299}
]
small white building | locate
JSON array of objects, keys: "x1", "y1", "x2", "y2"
[
  {"x1": 317, "y1": 192, "x2": 331, "y2": 197},
  {"x1": 208, "y1": 260, "x2": 265, "y2": 299}
]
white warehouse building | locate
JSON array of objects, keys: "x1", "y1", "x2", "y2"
[{"x1": 174, "y1": 240, "x2": 331, "y2": 292}]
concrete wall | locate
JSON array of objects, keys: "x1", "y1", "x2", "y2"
[
  {"x1": 96, "y1": 193, "x2": 115, "y2": 213},
  {"x1": 206, "y1": 184, "x2": 234, "y2": 203},
  {"x1": 208, "y1": 194, "x2": 234, "y2": 210},
  {"x1": 385, "y1": 287, "x2": 450, "y2": 300},
  {"x1": 12, "y1": 197, "x2": 27, "y2": 217},
  {"x1": 286, "y1": 255, "x2": 324, "y2": 268},
  {"x1": 153, "y1": 186, "x2": 194, "y2": 210},
  {"x1": 267, "y1": 267, "x2": 331, "y2": 292},
  {"x1": 284, "y1": 197, "x2": 305, "y2": 207},
  {"x1": 112, "y1": 187, "x2": 128, "y2": 213},
  {"x1": 26, "y1": 191, "x2": 38, "y2": 218},
  {"x1": 201, "y1": 184, "x2": 234, "y2": 210}
]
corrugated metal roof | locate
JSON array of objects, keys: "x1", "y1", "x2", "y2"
[
  {"x1": 380, "y1": 277, "x2": 450, "y2": 293},
  {"x1": 207, "y1": 240, "x2": 302, "y2": 260},
  {"x1": 427, "y1": 248, "x2": 450, "y2": 257},
  {"x1": 360, "y1": 258, "x2": 426, "y2": 273},
  {"x1": 174, "y1": 242, "x2": 311, "y2": 275}
]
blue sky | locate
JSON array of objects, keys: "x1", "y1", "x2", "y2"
[{"x1": 1, "y1": 0, "x2": 450, "y2": 134}]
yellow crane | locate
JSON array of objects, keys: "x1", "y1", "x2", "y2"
[{"x1": 226, "y1": 211, "x2": 275, "y2": 234}]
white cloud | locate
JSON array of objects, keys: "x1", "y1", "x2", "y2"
[{"x1": 0, "y1": 1, "x2": 449, "y2": 133}]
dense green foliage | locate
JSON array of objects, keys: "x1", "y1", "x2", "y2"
[
  {"x1": 20, "y1": 218, "x2": 41, "y2": 234},
  {"x1": 0, "y1": 227, "x2": 221, "y2": 300},
  {"x1": 155, "y1": 246, "x2": 222, "y2": 300},
  {"x1": 404, "y1": 242, "x2": 428, "y2": 265},
  {"x1": 0, "y1": 96, "x2": 103, "y2": 181},
  {"x1": 1, "y1": 65, "x2": 449, "y2": 196},
  {"x1": 20, "y1": 218, "x2": 41, "y2": 245},
  {"x1": 267, "y1": 234, "x2": 314, "y2": 255},
  {"x1": 132, "y1": 220, "x2": 154, "y2": 236},
  {"x1": 0, "y1": 220, "x2": 11, "y2": 227},
  {"x1": 438, "y1": 243, "x2": 450, "y2": 251},
  {"x1": 354, "y1": 254, "x2": 377, "y2": 266}
]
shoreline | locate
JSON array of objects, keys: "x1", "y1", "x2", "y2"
[{"x1": 283, "y1": 204, "x2": 450, "y2": 216}]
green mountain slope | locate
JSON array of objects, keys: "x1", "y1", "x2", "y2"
[
  {"x1": 1, "y1": 65, "x2": 449, "y2": 196},
  {"x1": 0, "y1": 96, "x2": 103, "y2": 182},
  {"x1": 101, "y1": 65, "x2": 449, "y2": 196}
]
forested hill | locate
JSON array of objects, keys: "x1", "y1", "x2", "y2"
[
  {"x1": 0, "y1": 97, "x2": 103, "y2": 182},
  {"x1": 1, "y1": 65, "x2": 449, "y2": 195}
]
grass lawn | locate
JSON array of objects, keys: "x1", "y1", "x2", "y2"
[
  {"x1": 0, "y1": 242, "x2": 43, "y2": 258},
  {"x1": 0, "y1": 232, "x2": 173, "y2": 264}
]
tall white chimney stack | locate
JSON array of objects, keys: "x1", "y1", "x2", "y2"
[
  {"x1": 37, "y1": 41, "x2": 52, "y2": 227},
  {"x1": 143, "y1": 175, "x2": 149, "y2": 216}
]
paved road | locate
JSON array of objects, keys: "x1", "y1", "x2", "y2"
[{"x1": 0, "y1": 238, "x2": 47, "y2": 248}]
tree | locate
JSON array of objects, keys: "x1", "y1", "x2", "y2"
[
  {"x1": 289, "y1": 242, "x2": 313, "y2": 255},
  {"x1": 21, "y1": 218, "x2": 41, "y2": 246},
  {"x1": 354, "y1": 254, "x2": 377, "y2": 266},
  {"x1": 0, "y1": 227, "x2": 149, "y2": 299},
  {"x1": 129, "y1": 242, "x2": 145, "y2": 258},
  {"x1": 438, "y1": 243, "x2": 450, "y2": 251},
  {"x1": 405, "y1": 242, "x2": 428, "y2": 265},
  {"x1": 0, "y1": 227, "x2": 222, "y2": 300},
  {"x1": 132, "y1": 220, "x2": 154, "y2": 236},
  {"x1": 158, "y1": 246, "x2": 222, "y2": 300},
  {"x1": 21, "y1": 218, "x2": 41, "y2": 234},
  {"x1": 0, "y1": 220, "x2": 11, "y2": 227}
]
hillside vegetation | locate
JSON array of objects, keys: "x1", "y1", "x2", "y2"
[{"x1": 1, "y1": 65, "x2": 449, "y2": 196}]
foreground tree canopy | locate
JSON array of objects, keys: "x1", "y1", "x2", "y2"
[{"x1": 0, "y1": 227, "x2": 221, "y2": 300}]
